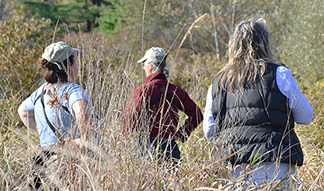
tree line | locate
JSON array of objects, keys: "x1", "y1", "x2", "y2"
[{"x1": 1, "y1": 0, "x2": 323, "y2": 86}]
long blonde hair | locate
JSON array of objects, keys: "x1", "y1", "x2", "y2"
[{"x1": 216, "y1": 18, "x2": 277, "y2": 94}]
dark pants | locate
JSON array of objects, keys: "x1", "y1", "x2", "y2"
[
  {"x1": 131, "y1": 136, "x2": 181, "y2": 164},
  {"x1": 29, "y1": 144, "x2": 93, "y2": 190},
  {"x1": 24, "y1": 142, "x2": 99, "y2": 190},
  {"x1": 29, "y1": 145, "x2": 58, "y2": 190}
]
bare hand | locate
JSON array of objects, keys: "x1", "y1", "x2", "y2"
[{"x1": 73, "y1": 138, "x2": 85, "y2": 149}]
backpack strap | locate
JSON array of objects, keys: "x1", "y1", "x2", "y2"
[
  {"x1": 149, "y1": 92, "x2": 164, "y2": 108},
  {"x1": 62, "y1": 105, "x2": 70, "y2": 114},
  {"x1": 149, "y1": 81, "x2": 180, "y2": 109},
  {"x1": 35, "y1": 87, "x2": 64, "y2": 143},
  {"x1": 34, "y1": 92, "x2": 42, "y2": 105},
  {"x1": 34, "y1": 88, "x2": 70, "y2": 114}
]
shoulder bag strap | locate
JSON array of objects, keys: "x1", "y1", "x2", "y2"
[{"x1": 39, "y1": 88, "x2": 64, "y2": 142}]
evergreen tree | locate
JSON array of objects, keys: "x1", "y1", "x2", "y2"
[
  {"x1": 18, "y1": 0, "x2": 123, "y2": 34},
  {"x1": 95, "y1": 0, "x2": 123, "y2": 35}
]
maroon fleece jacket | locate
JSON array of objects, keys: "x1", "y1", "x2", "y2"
[{"x1": 121, "y1": 72, "x2": 203, "y2": 140}]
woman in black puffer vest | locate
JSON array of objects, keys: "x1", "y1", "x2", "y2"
[{"x1": 203, "y1": 18, "x2": 313, "y2": 187}]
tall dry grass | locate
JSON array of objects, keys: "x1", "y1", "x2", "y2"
[{"x1": 0, "y1": 32, "x2": 323, "y2": 191}]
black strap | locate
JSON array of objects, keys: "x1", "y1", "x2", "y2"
[
  {"x1": 35, "y1": 92, "x2": 70, "y2": 114},
  {"x1": 166, "y1": 92, "x2": 180, "y2": 109},
  {"x1": 34, "y1": 93, "x2": 42, "y2": 105},
  {"x1": 149, "y1": 92, "x2": 164, "y2": 108},
  {"x1": 149, "y1": 81, "x2": 180, "y2": 109},
  {"x1": 151, "y1": 80, "x2": 163, "y2": 88},
  {"x1": 38, "y1": 87, "x2": 64, "y2": 142},
  {"x1": 62, "y1": 105, "x2": 70, "y2": 113}
]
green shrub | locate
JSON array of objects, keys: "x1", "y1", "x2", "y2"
[{"x1": 0, "y1": 16, "x2": 52, "y2": 96}]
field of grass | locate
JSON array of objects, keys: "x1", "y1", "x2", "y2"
[{"x1": 1, "y1": 18, "x2": 324, "y2": 190}]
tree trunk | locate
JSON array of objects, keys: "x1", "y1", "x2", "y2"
[
  {"x1": 210, "y1": 0, "x2": 221, "y2": 61},
  {"x1": 92, "y1": 0, "x2": 102, "y2": 6},
  {"x1": 0, "y1": 0, "x2": 4, "y2": 20},
  {"x1": 87, "y1": 19, "x2": 92, "y2": 32},
  {"x1": 225, "y1": 0, "x2": 236, "y2": 60},
  {"x1": 91, "y1": 0, "x2": 101, "y2": 28}
]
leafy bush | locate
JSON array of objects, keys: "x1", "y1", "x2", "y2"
[
  {"x1": 0, "y1": 16, "x2": 52, "y2": 96},
  {"x1": 276, "y1": 0, "x2": 324, "y2": 87}
]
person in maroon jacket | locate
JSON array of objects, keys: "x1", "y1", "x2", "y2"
[{"x1": 121, "y1": 47, "x2": 203, "y2": 163}]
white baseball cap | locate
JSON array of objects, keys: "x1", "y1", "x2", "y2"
[{"x1": 137, "y1": 47, "x2": 167, "y2": 64}]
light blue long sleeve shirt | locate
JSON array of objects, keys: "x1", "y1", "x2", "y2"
[{"x1": 203, "y1": 66, "x2": 314, "y2": 141}]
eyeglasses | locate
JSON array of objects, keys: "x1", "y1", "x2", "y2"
[{"x1": 141, "y1": 60, "x2": 147, "y2": 67}]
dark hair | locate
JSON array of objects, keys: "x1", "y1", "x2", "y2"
[
  {"x1": 215, "y1": 18, "x2": 277, "y2": 94},
  {"x1": 40, "y1": 55, "x2": 74, "y2": 83}
]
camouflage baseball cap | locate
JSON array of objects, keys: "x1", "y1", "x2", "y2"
[{"x1": 42, "y1": 41, "x2": 82, "y2": 63}]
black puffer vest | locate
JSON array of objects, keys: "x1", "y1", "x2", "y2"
[{"x1": 211, "y1": 63, "x2": 303, "y2": 166}]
